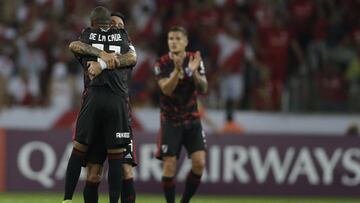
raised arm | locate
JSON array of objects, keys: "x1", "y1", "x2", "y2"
[
  {"x1": 157, "y1": 54, "x2": 183, "y2": 96},
  {"x1": 69, "y1": 40, "x2": 137, "y2": 69},
  {"x1": 188, "y1": 51, "x2": 208, "y2": 94},
  {"x1": 115, "y1": 45, "x2": 137, "y2": 68}
]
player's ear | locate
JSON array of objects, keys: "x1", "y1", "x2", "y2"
[{"x1": 184, "y1": 36, "x2": 188, "y2": 46}]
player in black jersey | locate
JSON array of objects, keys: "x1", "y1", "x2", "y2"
[
  {"x1": 154, "y1": 26, "x2": 208, "y2": 203},
  {"x1": 69, "y1": 11, "x2": 137, "y2": 203},
  {"x1": 62, "y1": 6, "x2": 134, "y2": 203}
]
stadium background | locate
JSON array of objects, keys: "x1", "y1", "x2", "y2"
[{"x1": 0, "y1": 0, "x2": 360, "y2": 202}]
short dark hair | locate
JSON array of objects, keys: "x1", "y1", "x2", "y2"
[
  {"x1": 90, "y1": 6, "x2": 111, "y2": 25},
  {"x1": 111, "y1": 12, "x2": 126, "y2": 23},
  {"x1": 168, "y1": 26, "x2": 187, "y2": 37}
]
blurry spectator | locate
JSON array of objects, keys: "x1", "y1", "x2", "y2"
[
  {"x1": 315, "y1": 59, "x2": 347, "y2": 112},
  {"x1": 288, "y1": 0, "x2": 315, "y2": 50},
  {"x1": 49, "y1": 62, "x2": 72, "y2": 110},
  {"x1": 346, "y1": 45, "x2": 360, "y2": 111},
  {"x1": 218, "y1": 113, "x2": 245, "y2": 134},
  {"x1": 215, "y1": 12, "x2": 255, "y2": 116},
  {"x1": 251, "y1": 67, "x2": 279, "y2": 111},
  {"x1": 130, "y1": 40, "x2": 156, "y2": 106},
  {"x1": 258, "y1": 12, "x2": 305, "y2": 109},
  {"x1": 16, "y1": 40, "x2": 47, "y2": 106},
  {"x1": 7, "y1": 70, "x2": 31, "y2": 106},
  {"x1": 0, "y1": 52, "x2": 13, "y2": 109},
  {"x1": 0, "y1": 0, "x2": 358, "y2": 114},
  {"x1": 345, "y1": 123, "x2": 359, "y2": 137}
]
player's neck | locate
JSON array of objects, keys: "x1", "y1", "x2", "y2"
[{"x1": 170, "y1": 51, "x2": 186, "y2": 58}]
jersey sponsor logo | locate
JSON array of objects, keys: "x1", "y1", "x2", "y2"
[
  {"x1": 161, "y1": 144, "x2": 168, "y2": 153},
  {"x1": 116, "y1": 132, "x2": 130, "y2": 138}
]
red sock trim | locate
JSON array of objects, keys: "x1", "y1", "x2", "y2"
[
  {"x1": 123, "y1": 178, "x2": 133, "y2": 183},
  {"x1": 72, "y1": 148, "x2": 85, "y2": 157},
  {"x1": 188, "y1": 171, "x2": 201, "y2": 183},
  {"x1": 162, "y1": 177, "x2": 175, "y2": 188},
  {"x1": 108, "y1": 152, "x2": 123, "y2": 160},
  {"x1": 85, "y1": 181, "x2": 100, "y2": 186}
]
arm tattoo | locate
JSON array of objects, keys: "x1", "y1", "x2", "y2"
[
  {"x1": 194, "y1": 72, "x2": 208, "y2": 94},
  {"x1": 69, "y1": 41, "x2": 101, "y2": 57},
  {"x1": 115, "y1": 50, "x2": 137, "y2": 67}
]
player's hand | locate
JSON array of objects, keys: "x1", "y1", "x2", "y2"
[
  {"x1": 172, "y1": 53, "x2": 184, "y2": 72},
  {"x1": 99, "y1": 51, "x2": 117, "y2": 69},
  {"x1": 188, "y1": 51, "x2": 201, "y2": 73},
  {"x1": 87, "y1": 61, "x2": 102, "y2": 80}
]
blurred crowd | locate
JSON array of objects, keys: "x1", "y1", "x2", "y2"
[{"x1": 0, "y1": 0, "x2": 360, "y2": 113}]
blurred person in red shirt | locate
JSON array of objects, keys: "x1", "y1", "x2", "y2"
[
  {"x1": 315, "y1": 59, "x2": 347, "y2": 111},
  {"x1": 251, "y1": 67, "x2": 281, "y2": 111},
  {"x1": 214, "y1": 12, "x2": 256, "y2": 116},
  {"x1": 259, "y1": 13, "x2": 304, "y2": 110}
]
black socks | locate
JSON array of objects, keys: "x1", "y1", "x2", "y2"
[
  {"x1": 162, "y1": 176, "x2": 175, "y2": 203},
  {"x1": 83, "y1": 181, "x2": 100, "y2": 203},
  {"x1": 121, "y1": 178, "x2": 136, "y2": 203},
  {"x1": 108, "y1": 152, "x2": 123, "y2": 203},
  {"x1": 181, "y1": 170, "x2": 202, "y2": 203},
  {"x1": 64, "y1": 148, "x2": 85, "y2": 200}
]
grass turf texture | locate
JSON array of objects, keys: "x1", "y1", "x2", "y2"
[{"x1": 0, "y1": 193, "x2": 359, "y2": 203}]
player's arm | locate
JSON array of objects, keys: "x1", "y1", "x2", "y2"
[
  {"x1": 114, "y1": 45, "x2": 137, "y2": 68},
  {"x1": 69, "y1": 40, "x2": 118, "y2": 69},
  {"x1": 193, "y1": 67, "x2": 208, "y2": 94},
  {"x1": 158, "y1": 68, "x2": 181, "y2": 96},
  {"x1": 157, "y1": 54, "x2": 183, "y2": 96},
  {"x1": 188, "y1": 51, "x2": 208, "y2": 94},
  {"x1": 69, "y1": 40, "x2": 137, "y2": 69}
]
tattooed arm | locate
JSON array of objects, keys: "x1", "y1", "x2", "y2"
[
  {"x1": 188, "y1": 51, "x2": 208, "y2": 94},
  {"x1": 69, "y1": 41, "x2": 137, "y2": 69},
  {"x1": 193, "y1": 70, "x2": 208, "y2": 94}
]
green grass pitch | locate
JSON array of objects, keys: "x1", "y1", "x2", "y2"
[{"x1": 0, "y1": 193, "x2": 359, "y2": 203}]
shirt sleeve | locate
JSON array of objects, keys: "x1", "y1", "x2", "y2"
[
  {"x1": 153, "y1": 60, "x2": 170, "y2": 80},
  {"x1": 74, "y1": 28, "x2": 93, "y2": 71},
  {"x1": 78, "y1": 28, "x2": 91, "y2": 44},
  {"x1": 119, "y1": 29, "x2": 131, "y2": 54}
]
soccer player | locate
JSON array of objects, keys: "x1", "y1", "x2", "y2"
[
  {"x1": 67, "y1": 11, "x2": 137, "y2": 203},
  {"x1": 63, "y1": 6, "x2": 134, "y2": 203},
  {"x1": 154, "y1": 26, "x2": 208, "y2": 203},
  {"x1": 69, "y1": 11, "x2": 137, "y2": 203}
]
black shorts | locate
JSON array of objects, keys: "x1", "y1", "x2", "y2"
[
  {"x1": 86, "y1": 126, "x2": 137, "y2": 167},
  {"x1": 156, "y1": 119, "x2": 207, "y2": 160},
  {"x1": 123, "y1": 127, "x2": 138, "y2": 166},
  {"x1": 75, "y1": 86, "x2": 131, "y2": 149}
]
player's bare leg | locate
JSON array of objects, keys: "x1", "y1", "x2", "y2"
[
  {"x1": 181, "y1": 150, "x2": 206, "y2": 203},
  {"x1": 63, "y1": 141, "x2": 88, "y2": 202},
  {"x1": 121, "y1": 163, "x2": 136, "y2": 203},
  {"x1": 107, "y1": 148, "x2": 125, "y2": 203},
  {"x1": 83, "y1": 163, "x2": 103, "y2": 203},
  {"x1": 162, "y1": 156, "x2": 177, "y2": 203}
]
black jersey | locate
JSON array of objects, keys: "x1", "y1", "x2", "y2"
[
  {"x1": 76, "y1": 27, "x2": 133, "y2": 97},
  {"x1": 154, "y1": 52, "x2": 206, "y2": 123}
]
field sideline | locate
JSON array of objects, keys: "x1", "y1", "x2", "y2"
[{"x1": 0, "y1": 193, "x2": 360, "y2": 203}]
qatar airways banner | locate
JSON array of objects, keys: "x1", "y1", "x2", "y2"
[{"x1": 1, "y1": 130, "x2": 360, "y2": 196}]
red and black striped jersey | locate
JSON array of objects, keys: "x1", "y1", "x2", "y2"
[{"x1": 154, "y1": 52, "x2": 206, "y2": 123}]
